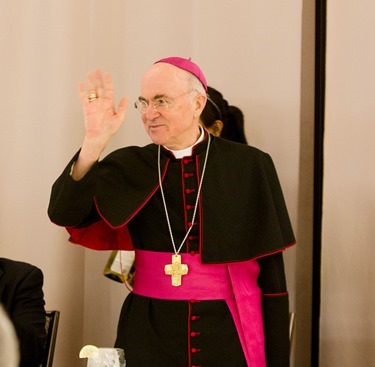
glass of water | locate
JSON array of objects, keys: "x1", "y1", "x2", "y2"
[{"x1": 87, "y1": 348, "x2": 125, "y2": 367}]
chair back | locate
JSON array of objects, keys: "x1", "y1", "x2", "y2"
[{"x1": 41, "y1": 310, "x2": 60, "y2": 367}]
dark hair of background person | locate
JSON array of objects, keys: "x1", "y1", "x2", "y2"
[{"x1": 200, "y1": 86, "x2": 248, "y2": 144}]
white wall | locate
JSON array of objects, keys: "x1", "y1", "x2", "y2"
[
  {"x1": 321, "y1": 1, "x2": 375, "y2": 365},
  {"x1": 0, "y1": 1, "x2": 304, "y2": 366}
]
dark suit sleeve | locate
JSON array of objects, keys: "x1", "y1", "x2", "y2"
[
  {"x1": 257, "y1": 252, "x2": 290, "y2": 367},
  {"x1": 10, "y1": 266, "x2": 46, "y2": 367}
]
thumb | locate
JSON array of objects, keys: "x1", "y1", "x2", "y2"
[{"x1": 116, "y1": 96, "x2": 129, "y2": 121}]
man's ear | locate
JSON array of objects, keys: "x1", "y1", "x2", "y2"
[
  {"x1": 210, "y1": 120, "x2": 224, "y2": 136},
  {"x1": 194, "y1": 94, "x2": 207, "y2": 117}
]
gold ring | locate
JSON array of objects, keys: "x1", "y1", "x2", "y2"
[{"x1": 88, "y1": 93, "x2": 98, "y2": 102}]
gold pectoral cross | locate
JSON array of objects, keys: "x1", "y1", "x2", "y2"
[{"x1": 164, "y1": 253, "x2": 188, "y2": 287}]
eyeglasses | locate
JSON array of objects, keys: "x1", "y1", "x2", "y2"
[{"x1": 134, "y1": 90, "x2": 197, "y2": 114}]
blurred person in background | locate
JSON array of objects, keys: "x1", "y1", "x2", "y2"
[
  {"x1": 0, "y1": 258, "x2": 46, "y2": 367},
  {"x1": 201, "y1": 86, "x2": 248, "y2": 144},
  {"x1": 0, "y1": 304, "x2": 19, "y2": 367}
]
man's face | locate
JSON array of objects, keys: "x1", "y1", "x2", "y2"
[{"x1": 139, "y1": 63, "x2": 204, "y2": 150}]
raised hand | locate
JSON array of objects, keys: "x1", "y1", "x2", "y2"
[
  {"x1": 79, "y1": 69, "x2": 128, "y2": 145},
  {"x1": 72, "y1": 69, "x2": 128, "y2": 180}
]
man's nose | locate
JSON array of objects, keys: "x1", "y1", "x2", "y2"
[{"x1": 144, "y1": 103, "x2": 160, "y2": 119}]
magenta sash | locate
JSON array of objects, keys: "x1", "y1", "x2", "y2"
[{"x1": 132, "y1": 249, "x2": 266, "y2": 367}]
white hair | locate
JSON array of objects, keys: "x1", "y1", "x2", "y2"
[{"x1": 187, "y1": 73, "x2": 206, "y2": 95}]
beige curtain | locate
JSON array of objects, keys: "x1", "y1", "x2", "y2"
[
  {"x1": 0, "y1": 1, "x2": 303, "y2": 365},
  {"x1": 321, "y1": 0, "x2": 375, "y2": 365}
]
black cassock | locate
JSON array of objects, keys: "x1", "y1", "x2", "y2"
[{"x1": 48, "y1": 134, "x2": 295, "y2": 367}]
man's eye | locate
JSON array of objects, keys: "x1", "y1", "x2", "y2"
[{"x1": 155, "y1": 99, "x2": 168, "y2": 107}]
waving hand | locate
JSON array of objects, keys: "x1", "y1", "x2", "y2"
[{"x1": 73, "y1": 69, "x2": 128, "y2": 180}]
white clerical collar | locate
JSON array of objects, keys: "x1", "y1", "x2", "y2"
[{"x1": 165, "y1": 126, "x2": 205, "y2": 159}]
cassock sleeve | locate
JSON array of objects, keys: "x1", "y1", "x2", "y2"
[
  {"x1": 257, "y1": 252, "x2": 290, "y2": 367},
  {"x1": 48, "y1": 151, "x2": 100, "y2": 227},
  {"x1": 48, "y1": 151, "x2": 135, "y2": 251}
]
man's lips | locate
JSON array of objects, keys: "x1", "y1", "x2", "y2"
[{"x1": 148, "y1": 124, "x2": 164, "y2": 130}]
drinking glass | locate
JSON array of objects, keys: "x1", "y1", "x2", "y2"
[{"x1": 86, "y1": 348, "x2": 125, "y2": 367}]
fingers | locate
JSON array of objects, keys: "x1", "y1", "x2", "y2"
[
  {"x1": 78, "y1": 70, "x2": 100, "y2": 105},
  {"x1": 94, "y1": 69, "x2": 104, "y2": 97},
  {"x1": 103, "y1": 72, "x2": 114, "y2": 100},
  {"x1": 78, "y1": 69, "x2": 126, "y2": 114},
  {"x1": 86, "y1": 69, "x2": 99, "y2": 94},
  {"x1": 82, "y1": 68, "x2": 104, "y2": 96},
  {"x1": 82, "y1": 69, "x2": 114, "y2": 101},
  {"x1": 78, "y1": 82, "x2": 89, "y2": 106},
  {"x1": 116, "y1": 96, "x2": 129, "y2": 122}
]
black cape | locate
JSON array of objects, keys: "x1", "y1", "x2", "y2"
[{"x1": 49, "y1": 136, "x2": 295, "y2": 263}]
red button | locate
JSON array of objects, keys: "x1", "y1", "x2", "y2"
[
  {"x1": 191, "y1": 348, "x2": 201, "y2": 353},
  {"x1": 190, "y1": 331, "x2": 201, "y2": 337},
  {"x1": 190, "y1": 251, "x2": 196, "y2": 256},
  {"x1": 191, "y1": 315, "x2": 200, "y2": 321}
]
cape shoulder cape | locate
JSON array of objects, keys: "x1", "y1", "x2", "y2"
[{"x1": 48, "y1": 136, "x2": 295, "y2": 263}]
